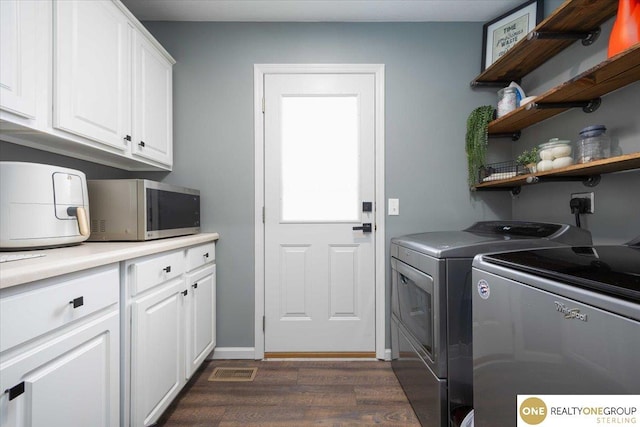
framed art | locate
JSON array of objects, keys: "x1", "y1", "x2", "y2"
[{"x1": 481, "y1": 0, "x2": 543, "y2": 71}]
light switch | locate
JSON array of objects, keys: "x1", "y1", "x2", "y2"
[{"x1": 388, "y1": 198, "x2": 399, "y2": 216}]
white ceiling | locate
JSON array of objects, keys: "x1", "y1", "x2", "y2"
[{"x1": 120, "y1": 0, "x2": 525, "y2": 22}]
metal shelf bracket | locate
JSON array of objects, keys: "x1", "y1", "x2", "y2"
[
  {"x1": 527, "y1": 97, "x2": 601, "y2": 113},
  {"x1": 527, "y1": 27, "x2": 601, "y2": 46},
  {"x1": 489, "y1": 131, "x2": 521, "y2": 141},
  {"x1": 470, "y1": 80, "x2": 519, "y2": 88},
  {"x1": 472, "y1": 186, "x2": 522, "y2": 195},
  {"x1": 527, "y1": 174, "x2": 602, "y2": 187}
]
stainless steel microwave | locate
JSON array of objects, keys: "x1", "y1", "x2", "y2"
[{"x1": 87, "y1": 179, "x2": 200, "y2": 241}]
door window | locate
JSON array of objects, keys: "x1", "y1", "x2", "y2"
[{"x1": 281, "y1": 96, "x2": 359, "y2": 222}]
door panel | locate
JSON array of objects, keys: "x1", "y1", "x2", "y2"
[
  {"x1": 54, "y1": 0, "x2": 130, "y2": 150},
  {"x1": 264, "y1": 73, "x2": 376, "y2": 352}
]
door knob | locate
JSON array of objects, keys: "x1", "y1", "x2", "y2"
[{"x1": 352, "y1": 223, "x2": 372, "y2": 233}]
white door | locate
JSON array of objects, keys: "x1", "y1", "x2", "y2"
[
  {"x1": 54, "y1": 0, "x2": 131, "y2": 151},
  {"x1": 185, "y1": 265, "x2": 216, "y2": 379},
  {"x1": 131, "y1": 279, "x2": 185, "y2": 427},
  {"x1": 0, "y1": 312, "x2": 119, "y2": 427},
  {"x1": 0, "y1": 0, "x2": 37, "y2": 119},
  {"x1": 132, "y1": 30, "x2": 173, "y2": 166},
  {"x1": 264, "y1": 73, "x2": 376, "y2": 353}
]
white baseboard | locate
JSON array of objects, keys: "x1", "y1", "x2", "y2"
[
  {"x1": 208, "y1": 347, "x2": 391, "y2": 361},
  {"x1": 209, "y1": 347, "x2": 257, "y2": 360}
]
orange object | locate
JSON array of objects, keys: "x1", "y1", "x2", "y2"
[{"x1": 608, "y1": 0, "x2": 640, "y2": 57}]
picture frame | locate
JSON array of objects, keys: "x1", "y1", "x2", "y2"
[{"x1": 481, "y1": 0, "x2": 543, "y2": 71}]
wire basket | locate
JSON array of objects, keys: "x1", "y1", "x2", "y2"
[{"x1": 478, "y1": 161, "x2": 530, "y2": 183}]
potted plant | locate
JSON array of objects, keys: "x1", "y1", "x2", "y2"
[
  {"x1": 516, "y1": 147, "x2": 539, "y2": 173},
  {"x1": 466, "y1": 106, "x2": 495, "y2": 186}
]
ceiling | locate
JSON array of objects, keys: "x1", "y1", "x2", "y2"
[{"x1": 120, "y1": 0, "x2": 525, "y2": 22}]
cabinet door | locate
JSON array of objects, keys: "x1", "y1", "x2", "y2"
[
  {"x1": 54, "y1": 0, "x2": 131, "y2": 151},
  {"x1": 132, "y1": 31, "x2": 173, "y2": 166},
  {"x1": 185, "y1": 265, "x2": 216, "y2": 379},
  {"x1": 131, "y1": 279, "x2": 185, "y2": 427},
  {"x1": 0, "y1": 310, "x2": 119, "y2": 427},
  {"x1": 0, "y1": 0, "x2": 37, "y2": 118}
]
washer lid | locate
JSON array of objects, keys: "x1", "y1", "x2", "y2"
[
  {"x1": 483, "y1": 245, "x2": 640, "y2": 303},
  {"x1": 391, "y1": 221, "x2": 588, "y2": 258}
]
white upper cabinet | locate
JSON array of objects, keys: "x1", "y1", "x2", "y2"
[
  {"x1": 0, "y1": 0, "x2": 175, "y2": 171},
  {"x1": 132, "y1": 31, "x2": 173, "y2": 166},
  {"x1": 0, "y1": 0, "x2": 38, "y2": 119},
  {"x1": 54, "y1": 0, "x2": 132, "y2": 152}
]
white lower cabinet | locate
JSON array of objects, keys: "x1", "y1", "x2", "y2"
[
  {"x1": 185, "y1": 264, "x2": 216, "y2": 379},
  {"x1": 131, "y1": 278, "x2": 185, "y2": 427},
  {"x1": 125, "y1": 242, "x2": 216, "y2": 427},
  {"x1": 0, "y1": 265, "x2": 120, "y2": 427}
]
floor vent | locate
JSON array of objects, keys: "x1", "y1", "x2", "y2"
[{"x1": 208, "y1": 367, "x2": 258, "y2": 382}]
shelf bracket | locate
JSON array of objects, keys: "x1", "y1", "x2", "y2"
[
  {"x1": 527, "y1": 27, "x2": 601, "y2": 46},
  {"x1": 527, "y1": 97, "x2": 601, "y2": 113},
  {"x1": 472, "y1": 186, "x2": 522, "y2": 196},
  {"x1": 526, "y1": 174, "x2": 601, "y2": 187},
  {"x1": 489, "y1": 131, "x2": 521, "y2": 141},
  {"x1": 470, "y1": 80, "x2": 518, "y2": 88}
]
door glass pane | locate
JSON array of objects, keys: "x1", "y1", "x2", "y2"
[{"x1": 281, "y1": 96, "x2": 359, "y2": 222}]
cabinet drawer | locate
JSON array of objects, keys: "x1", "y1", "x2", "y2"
[
  {"x1": 0, "y1": 264, "x2": 119, "y2": 353},
  {"x1": 186, "y1": 242, "x2": 215, "y2": 272},
  {"x1": 130, "y1": 250, "x2": 185, "y2": 295}
]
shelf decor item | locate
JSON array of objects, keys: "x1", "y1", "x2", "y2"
[
  {"x1": 608, "y1": 0, "x2": 640, "y2": 57},
  {"x1": 481, "y1": 0, "x2": 544, "y2": 71},
  {"x1": 516, "y1": 147, "x2": 539, "y2": 173},
  {"x1": 466, "y1": 106, "x2": 495, "y2": 186}
]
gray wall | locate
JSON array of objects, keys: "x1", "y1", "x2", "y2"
[
  {"x1": 4, "y1": 16, "x2": 638, "y2": 349},
  {"x1": 142, "y1": 22, "x2": 511, "y2": 348},
  {"x1": 509, "y1": 18, "x2": 640, "y2": 244}
]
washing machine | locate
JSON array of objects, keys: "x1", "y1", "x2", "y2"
[{"x1": 390, "y1": 221, "x2": 593, "y2": 427}]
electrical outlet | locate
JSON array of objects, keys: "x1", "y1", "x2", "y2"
[{"x1": 570, "y1": 192, "x2": 594, "y2": 214}]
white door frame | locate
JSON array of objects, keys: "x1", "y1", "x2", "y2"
[{"x1": 253, "y1": 64, "x2": 386, "y2": 360}]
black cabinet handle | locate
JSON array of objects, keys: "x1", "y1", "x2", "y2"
[
  {"x1": 192, "y1": 283, "x2": 198, "y2": 289},
  {"x1": 124, "y1": 135, "x2": 131, "y2": 142},
  {"x1": 182, "y1": 290, "x2": 188, "y2": 296},
  {"x1": 69, "y1": 296, "x2": 84, "y2": 308},
  {"x1": 203, "y1": 252, "x2": 209, "y2": 258},
  {"x1": 163, "y1": 266, "x2": 171, "y2": 273},
  {"x1": 139, "y1": 141, "x2": 145, "y2": 147},
  {"x1": 5, "y1": 382, "x2": 25, "y2": 401}
]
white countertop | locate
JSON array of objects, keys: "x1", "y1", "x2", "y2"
[{"x1": 0, "y1": 233, "x2": 219, "y2": 290}]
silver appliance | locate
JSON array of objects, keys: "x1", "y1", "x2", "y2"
[
  {"x1": 0, "y1": 162, "x2": 90, "y2": 249},
  {"x1": 472, "y1": 243, "x2": 640, "y2": 427},
  {"x1": 390, "y1": 221, "x2": 593, "y2": 427},
  {"x1": 87, "y1": 179, "x2": 200, "y2": 241}
]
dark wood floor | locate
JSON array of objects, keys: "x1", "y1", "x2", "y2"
[{"x1": 157, "y1": 360, "x2": 421, "y2": 426}]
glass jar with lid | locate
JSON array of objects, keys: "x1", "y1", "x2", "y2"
[
  {"x1": 575, "y1": 125, "x2": 611, "y2": 164},
  {"x1": 537, "y1": 138, "x2": 573, "y2": 171},
  {"x1": 497, "y1": 87, "x2": 517, "y2": 118}
]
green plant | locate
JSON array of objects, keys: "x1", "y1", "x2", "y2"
[
  {"x1": 516, "y1": 147, "x2": 539, "y2": 166},
  {"x1": 465, "y1": 106, "x2": 495, "y2": 186}
]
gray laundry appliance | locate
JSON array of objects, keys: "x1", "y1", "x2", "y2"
[
  {"x1": 472, "y1": 242, "x2": 640, "y2": 427},
  {"x1": 390, "y1": 221, "x2": 592, "y2": 427}
]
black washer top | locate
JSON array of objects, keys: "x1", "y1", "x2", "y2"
[{"x1": 484, "y1": 245, "x2": 640, "y2": 303}]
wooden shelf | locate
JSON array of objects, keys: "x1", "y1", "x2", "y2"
[
  {"x1": 472, "y1": 152, "x2": 640, "y2": 190},
  {"x1": 472, "y1": 0, "x2": 617, "y2": 85},
  {"x1": 487, "y1": 44, "x2": 640, "y2": 135}
]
